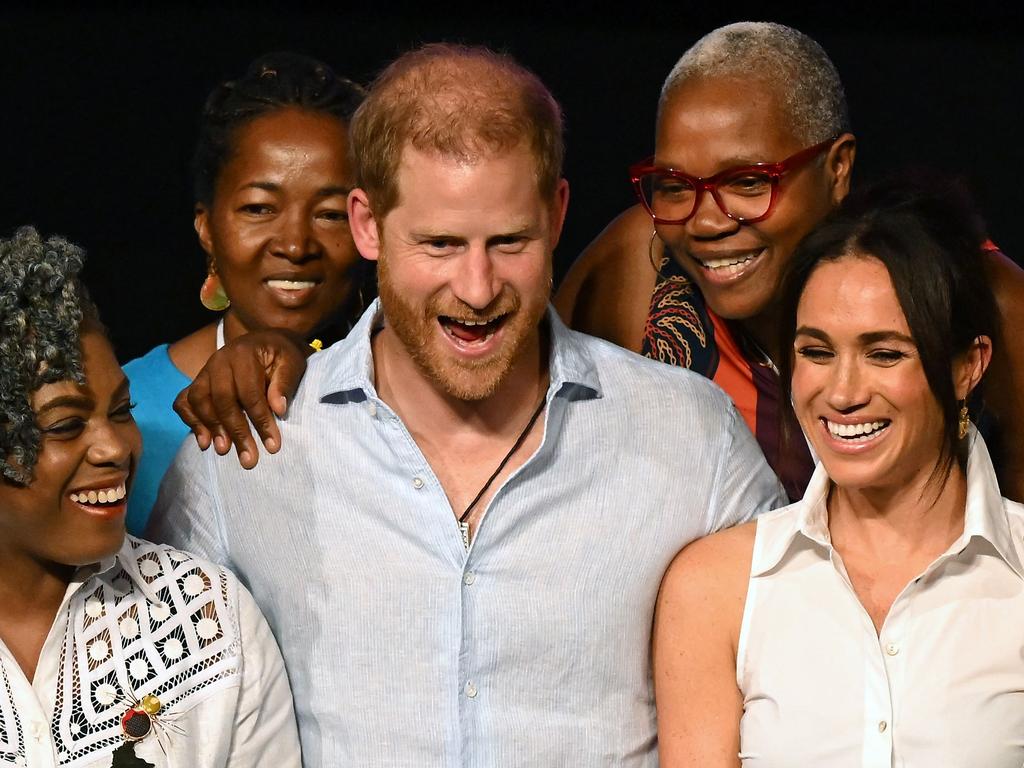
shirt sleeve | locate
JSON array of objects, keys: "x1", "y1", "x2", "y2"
[
  {"x1": 707, "y1": 404, "x2": 788, "y2": 532},
  {"x1": 225, "y1": 580, "x2": 302, "y2": 767},
  {"x1": 145, "y1": 439, "x2": 229, "y2": 566}
]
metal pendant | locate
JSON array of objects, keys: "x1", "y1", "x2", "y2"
[{"x1": 458, "y1": 520, "x2": 470, "y2": 551}]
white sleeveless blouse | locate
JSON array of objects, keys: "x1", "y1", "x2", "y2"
[{"x1": 737, "y1": 431, "x2": 1024, "y2": 768}]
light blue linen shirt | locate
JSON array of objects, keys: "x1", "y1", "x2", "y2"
[{"x1": 149, "y1": 301, "x2": 786, "y2": 767}]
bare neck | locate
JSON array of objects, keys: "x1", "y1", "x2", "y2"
[
  {"x1": 736, "y1": 302, "x2": 784, "y2": 366},
  {"x1": 0, "y1": 551, "x2": 75, "y2": 680},
  {"x1": 828, "y1": 464, "x2": 968, "y2": 563},
  {"x1": 372, "y1": 325, "x2": 549, "y2": 448}
]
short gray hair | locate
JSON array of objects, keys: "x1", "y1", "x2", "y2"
[{"x1": 659, "y1": 22, "x2": 849, "y2": 145}]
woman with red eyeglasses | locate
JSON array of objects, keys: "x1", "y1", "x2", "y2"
[
  {"x1": 555, "y1": 22, "x2": 1024, "y2": 502},
  {"x1": 163, "y1": 23, "x2": 1024, "y2": 505}
]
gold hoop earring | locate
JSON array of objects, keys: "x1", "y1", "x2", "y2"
[{"x1": 957, "y1": 399, "x2": 970, "y2": 440}]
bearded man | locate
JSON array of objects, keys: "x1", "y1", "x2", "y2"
[{"x1": 149, "y1": 43, "x2": 784, "y2": 765}]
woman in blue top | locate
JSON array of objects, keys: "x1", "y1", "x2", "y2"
[{"x1": 124, "y1": 52, "x2": 369, "y2": 532}]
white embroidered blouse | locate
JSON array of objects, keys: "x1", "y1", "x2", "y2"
[
  {"x1": 737, "y1": 432, "x2": 1024, "y2": 767},
  {"x1": 0, "y1": 537, "x2": 300, "y2": 767}
]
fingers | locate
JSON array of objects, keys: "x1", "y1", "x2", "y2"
[
  {"x1": 174, "y1": 376, "x2": 215, "y2": 451},
  {"x1": 205, "y1": 352, "x2": 263, "y2": 469}
]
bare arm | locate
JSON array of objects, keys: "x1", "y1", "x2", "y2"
[
  {"x1": 554, "y1": 204, "x2": 661, "y2": 352},
  {"x1": 983, "y1": 249, "x2": 1024, "y2": 502},
  {"x1": 653, "y1": 523, "x2": 754, "y2": 768},
  {"x1": 174, "y1": 329, "x2": 311, "y2": 469}
]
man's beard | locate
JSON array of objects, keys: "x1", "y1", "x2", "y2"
[{"x1": 376, "y1": 253, "x2": 549, "y2": 401}]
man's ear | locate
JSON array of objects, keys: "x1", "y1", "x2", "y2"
[
  {"x1": 547, "y1": 178, "x2": 571, "y2": 251},
  {"x1": 956, "y1": 335, "x2": 994, "y2": 400},
  {"x1": 826, "y1": 133, "x2": 857, "y2": 206},
  {"x1": 348, "y1": 189, "x2": 382, "y2": 261},
  {"x1": 194, "y1": 203, "x2": 214, "y2": 257}
]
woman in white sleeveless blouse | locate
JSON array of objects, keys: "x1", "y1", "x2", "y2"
[{"x1": 653, "y1": 178, "x2": 1024, "y2": 768}]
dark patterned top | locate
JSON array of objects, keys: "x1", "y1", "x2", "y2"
[{"x1": 641, "y1": 249, "x2": 814, "y2": 501}]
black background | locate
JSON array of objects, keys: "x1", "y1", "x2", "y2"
[{"x1": 4, "y1": 4, "x2": 1021, "y2": 362}]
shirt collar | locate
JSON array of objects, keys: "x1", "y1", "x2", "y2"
[
  {"x1": 65, "y1": 536, "x2": 132, "y2": 598},
  {"x1": 317, "y1": 299, "x2": 602, "y2": 405},
  {"x1": 752, "y1": 429, "x2": 1024, "y2": 580}
]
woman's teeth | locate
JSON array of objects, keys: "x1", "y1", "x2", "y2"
[
  {"x1": 70, "y1": 485, "x2": 126, "y2": 504},
  {"x1": 700, "y1": 253, "x2": 757, "y2": 274},
  {"x1": 825, "y1": 420, "x2": 890, "y2": 441},
  {"x1": 267, "y1": 279, "x2": 316, "y2": 291}
]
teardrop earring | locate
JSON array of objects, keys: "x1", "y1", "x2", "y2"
[{"x1": 199, "y1": 261, "x2": 230, "y2": 312}]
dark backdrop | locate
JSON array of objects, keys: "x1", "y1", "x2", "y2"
[{"x1": 4, "y1": 5, "x2": 1021, "y2": 362}]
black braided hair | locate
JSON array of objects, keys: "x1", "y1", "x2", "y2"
[
  {"x1": 0, "y1": 227, "x2": 99, "y2": 485},
  {"x1": 191, "y1": 51, "x2": 366, "y2": 205}
]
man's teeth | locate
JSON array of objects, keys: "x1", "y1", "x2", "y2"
[
  {"x1": 70, "y1": 485, "x2": 126, "y2": 504},
  {"x1": 267, "y1": 279, "x2": 316, "y2": 291},
  {"x1": 826, "y1": 420, "x2": 890, "y2": 440},
  {"x1": 701, "y1": 253, "x2": 757, "y2": 272}
]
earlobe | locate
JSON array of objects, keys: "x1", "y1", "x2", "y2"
[
  {"x1": 194, "y1": 205, "x2": 214, "y2": 256},
  {"x1": 828, "y1": 133, "x2": 857, "y2": 205},
  {"x1": 348, "y1": 189, "x2": 382, "y2": 261}
]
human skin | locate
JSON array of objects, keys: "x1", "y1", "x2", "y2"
[
  {"x1": 651, "y1": 255, "x2": 989, "y2": 766},
  {"x1": 347, "y1": 143, "x2": 569, "y2": 532},
  {"x1": 556, "y1": 74, "x2": 1024, "y2": 501},
  {"x1": 0, "y1": 329, "x2": 140, "y2": 679},
  {"x1": 169, "y1": 107, "x2": 362, "y2": 379}
]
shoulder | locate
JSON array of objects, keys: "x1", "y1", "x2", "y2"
[
  {"x1": 982, "y1": 248, "x2": 1024, "y2": 310},
  {"x1": 656, "y1": 521, "x2": 757, "y2": 656},
  {"x1": 662, "y1": 521, "x2": 757, "y2": 600},
  {"x1": 120, "y1": 536, "x2": 236, "y2": 593},
  {"x1": 554, "y1": 205, "x2": 660, "y2": 350},
  {"x1": 123, "y1": 343, "x2": 174, "y2": 378},
  {"x1": 570, "y1": 326, "x2": 733, "y2": 409}
]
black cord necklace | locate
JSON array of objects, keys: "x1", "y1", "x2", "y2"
[{"x1": 457, "y1": 395, "x2": 547, "y2": 550}]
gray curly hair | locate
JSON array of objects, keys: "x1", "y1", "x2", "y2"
[
  {"x1": 659, "y1": 22, "x2": 850, "y2": 145},
  {"x1": 0, "y1": 227, "x2": 97, "y2": 485}
]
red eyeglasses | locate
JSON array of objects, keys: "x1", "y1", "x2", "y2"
[{"x1": 630, "y1": 137, "x2": 837, "y2": 225}]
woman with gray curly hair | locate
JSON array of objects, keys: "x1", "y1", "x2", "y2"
[{"x1": 0, "y1": 228, "x2": 299, "y2": 767}]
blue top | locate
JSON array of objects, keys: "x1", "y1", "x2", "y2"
[
  {"x1": 122, "y1": 344, "x2": 191, "y2": 534},
  {"x1": 149, "y1": 300, "x2": 786, "y2": 767}
]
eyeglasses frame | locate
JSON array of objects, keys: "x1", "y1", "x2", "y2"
[{"x1": 629, "y1": 136, "x2": 838, "y2": 225}]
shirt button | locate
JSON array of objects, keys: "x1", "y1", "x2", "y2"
[
  {"x1": 412, "y1": 477, "x2": 424, "y2": 489},
  {"x1": 878, "y1": 720, "x2": 888, "y2": 733},
  {"x1": 464, "y1": 681, "x2": 478, "y2": 698},
  {"x1": 885, "y1": 643, "x2": 900, "y2": 656},
  {"x1": 463, "y1": 572, "x2": 476, "y2": 586}
]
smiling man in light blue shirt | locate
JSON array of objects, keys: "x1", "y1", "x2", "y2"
[{"x1": 149, "y1": 43, "x2": 785, "y2": 766}]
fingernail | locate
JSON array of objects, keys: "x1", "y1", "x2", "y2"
[
  {"x1": 240, "y1": 450, "x2": 253, "y2": 466},
  {"x1": 265, "y1": 437, "x2": 279, "y2": 452}
]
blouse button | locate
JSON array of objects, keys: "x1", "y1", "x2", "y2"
[
  {"x1": 412, "y1": 477, "x2": 424, "y2": 489},
  {"x1": 878, "y1": 720, "x2": 888, "y2": 733},
  {"x1": 885, "y1": 643, "x2": 900, "y2": 656}
]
